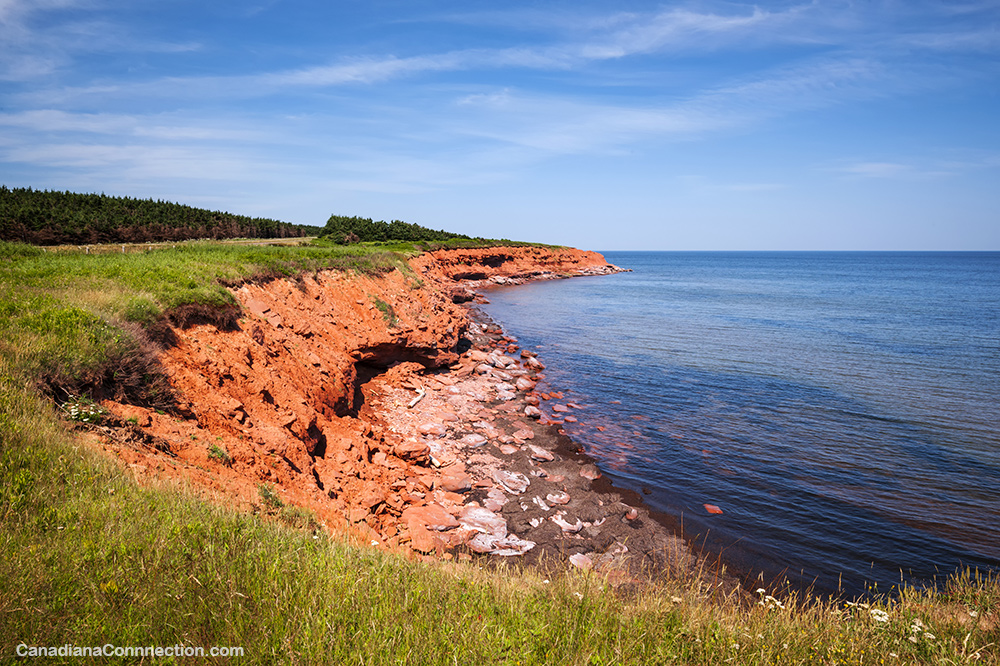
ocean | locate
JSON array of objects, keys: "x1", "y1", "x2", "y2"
[{"x1": 479, "y1": 251, "x2": 1000, "y2": 597}]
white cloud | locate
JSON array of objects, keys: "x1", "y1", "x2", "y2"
[{"x1": 841, "y1": 162, "x2": 911, "y2": 178}]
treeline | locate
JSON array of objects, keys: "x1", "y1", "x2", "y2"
[
  {"x1": 0, "y1": 187, "x2": 321, "y2": 245},
  {"x1": 322, "y1": 215, "x2": 470, "y2": 244}
]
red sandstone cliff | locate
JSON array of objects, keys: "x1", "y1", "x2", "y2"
[{"x1": 97, "y1": 247, "x2": 653, "y2": 563}]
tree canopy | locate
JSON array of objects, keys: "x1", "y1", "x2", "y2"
[
  {"x1": 321, "y1": 215, "x2": 469, "y2": 244},
  {"x1": 0, "y1": 186, "x2": 321, "y2": 245}
]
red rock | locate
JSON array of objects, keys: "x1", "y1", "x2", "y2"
[
  {"x1": 539, "y1": 393, "x2": 550, "y2": 401},
  {"x1": 563, "y1": 416, "x2": 578, "y2": 423},
  {"x1": 525, "y1": 357, "x2": 545, "y2": 371},
  {"x1": 524, "y1": 395, "x2": 540, "y2": 406},
  {"x1": 524, "y1": 406, "x2": 541, "y2": 419},
  {"x1": 357, "y1": 485, "x2": 386, "y2": 509},
  {"x1": 459, "y1": 433, "x2": 487, "y2": 447},
  {"x1": 528, "y1": 445, "x2": 554, "y2": 462},
  {"x1": 438, "y1": 411, "x2": 460, "y2": 422},
  {"x1": 704, "y1": 504, "x2": 724, "y2": 515},
  {"x1": 492, "y1": 470, "x2": 530, "y2": 494},
  {"x1": 596, "y1": 426, "x2": 606, "y2": 432},
  {"x1": 403, "y1": 503, "x2": 460, "y2": 532},
  {"x1": 439, "y1": 469, "x2": 472, "y2": 493},
  {"x1": 569, "y1": 553, "x2": 593, "y2": 570},
  {"x1": 579, "y1": 464, "x2": 601, "y2": 481},
  {"x1": 566, "y1": 402, "x2": 583, "y2": 409},
  {"x1": 458, "y1": 506, "x2": 507, "y2": 537},
  {"x1": 418, "y1": 422, "x2": 447, "y2": 437},
  {"x1": 552, "y1": 404, "x2": 569, "y2": 413},
  {"x1": 513, "y1": 428, "x2": 534, "y2": 440},
  {"x1": 394, "y1": 439, "x2": 430, "y2": 463},
  {"x1": 515, "y1": 378, "x2": 536, "y2": 392},
  {"x1": 409, "y1": 525, "x2": 441, "y2": 553}
]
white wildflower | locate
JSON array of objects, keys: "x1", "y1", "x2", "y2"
[{"x1": 870, "y1": 608, "x2": 890, "y2": 623}]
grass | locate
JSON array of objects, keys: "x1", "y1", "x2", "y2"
[
  {"x1": 1, "y1": 239, "x2": 997, "y2": 663},
  {"x1": 0, "y1": 379, "x2": 995, "y2": 663},
  {"x1": 0, "y1": 239, "x2": 406, "y2": 404}
]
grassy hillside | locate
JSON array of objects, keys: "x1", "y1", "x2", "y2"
[
  {"x1": 0, "y1": 239, "x2": 997, "y2": 664},
  {"x1": 0, "y1": 187, "x2": 321, "y2": 245}
]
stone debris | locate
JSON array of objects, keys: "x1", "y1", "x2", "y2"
[
  {"x1": 515, "y1": 378, "x2": 536, "y2": 392},
  {"x1": 528, "y1": 444, "x2": 554, "y2": 462},
  {"x1": 403, "y1": 503, "x2": 460, "y2": 532},
  {"x1": 569, "y1": 553, "x2": 593, "y2": 570},
  {"x1": 493, "y1": 470, "x2": 530, "y2": 494},
  {"x1": 532, "y1": 496, "x2": 551, "y2": 511},
  {"x1": 418, "y1": 422, "x2": 448, "y2": 437},
  {"x1": 483, "y1": 488, "x2": 508, "y2": 512},
  {"x1": 103, "y1": 250, "x2": 702, "y2": 584},
  {"x1": 546, "y1": 491, "x2": 571, "y2": 506},
  {"x1": 552, "y1": 513, "x2": 584, "y2": 533},
  {"x1": 460, "y1": 433, "x2": 488, "y2": 448},
  {"x1": 459, "y1": 505, "x2": 507, "y2": 535},
  {"x1": 394, "y1": 439, "x2": 430, "y2": 463},
  {"x1": 470, "y1": 534, "x2": 536, "y2": 557}
]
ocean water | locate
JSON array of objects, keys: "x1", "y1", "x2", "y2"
[{"x1": 480, "y1": 252, "x2": 1000, "y2": 596}]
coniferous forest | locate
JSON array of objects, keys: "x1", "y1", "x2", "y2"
[
  {"x1": 322, "y1": 214, "x2": 470, "y2": 244},
  {"x1": 0, "y1": 187, "x2": 320, "y2": 245}
]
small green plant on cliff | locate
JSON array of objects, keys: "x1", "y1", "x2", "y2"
[
  {"x1": 258, "y1": 483, "x2": 284, "y2": 509},
  {"x1": 207, "y1": 444, "x2": 232, "y2": 466},
  {"x1": 371, "y1": 296, "x2": 399, "y2": 328}
]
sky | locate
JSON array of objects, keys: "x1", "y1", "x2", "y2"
[{"x1": 1, "y1": 0, "x2": 998, "y2": 250}]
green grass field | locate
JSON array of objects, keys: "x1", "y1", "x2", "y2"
[{"x1": 1, "y1": 239, "x2": 997, "y2": 664}]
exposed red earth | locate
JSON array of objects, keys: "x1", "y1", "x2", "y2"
[{"x1": 93, "y1": 246, "x2": 702, "y2": 581}]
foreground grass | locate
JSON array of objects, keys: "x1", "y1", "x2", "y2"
[
  {"x1": 1, "y1": 240, "x2": 997, "y2": 663},
  {"x1": 1, "y1": 370, "x2": 997, "y2": 664}
]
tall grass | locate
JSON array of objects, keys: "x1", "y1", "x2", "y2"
[{"x1": 1, "y1": 373, "x2": 995, "y2": 663}]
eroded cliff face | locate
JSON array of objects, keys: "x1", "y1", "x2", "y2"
[
  {"x1": 412, "y1": 245, "x2": 620, "y2": 283},
  {"x1": 98, "y1": 246, "x2": 651, "y2": 563}
]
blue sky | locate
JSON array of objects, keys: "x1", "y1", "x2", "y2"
[{"x1": 1, "y1": 0, "x2": 998, "y2": 250}]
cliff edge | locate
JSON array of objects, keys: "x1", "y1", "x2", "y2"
[{"x1": 96, "y1": 246, "x2": 688, "y2": 579}]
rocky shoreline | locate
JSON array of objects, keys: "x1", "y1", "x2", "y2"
[
  {"x1": 93, "y1": 245, "x2": 723, "y2": 588},
  {"x1": 361, "y1": 304, "x2": 697, "y2": 580}
]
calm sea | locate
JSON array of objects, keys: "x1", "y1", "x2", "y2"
[{"x1": 480, "y1": 252, "x2": 1000, "y2": 596}]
